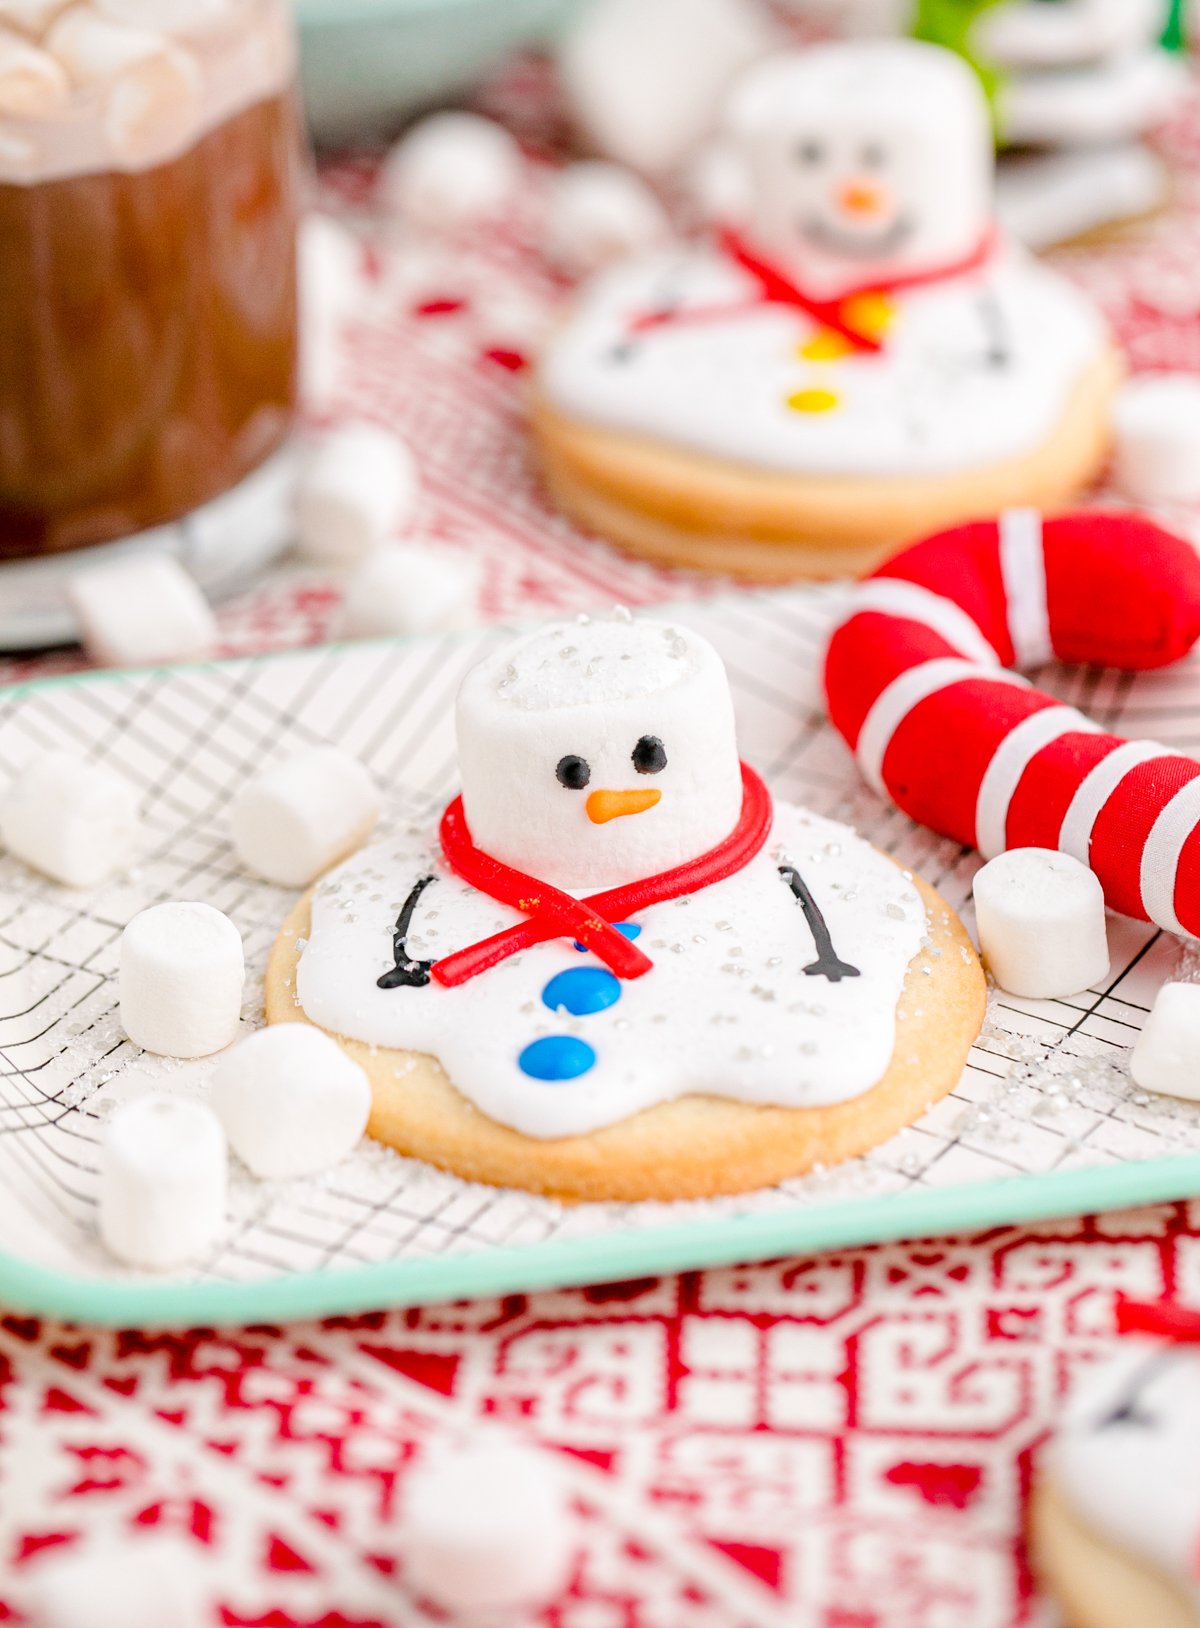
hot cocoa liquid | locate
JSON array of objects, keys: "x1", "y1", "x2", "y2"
[{"x1": 0, "y1": 90, "x2": 300, "y2": 559}]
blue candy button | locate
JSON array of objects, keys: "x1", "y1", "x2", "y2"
[
  {"x1": 573, "y1": 922, "x2": 642, "y2": 952},
  {"x1": 542, "y1": 967, "x2": 622, "y2": 1016},
  {"x1": 519, "y1": 1036, "x2": 597, "y2": 1081}
]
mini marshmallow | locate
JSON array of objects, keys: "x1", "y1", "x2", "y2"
[
  {"x1": 456, "y1": 614, "x2": 742, "y2": 892},
  {"x1": 1111, "y1": 374, "x2": 1200, "y2": 507},
  {"x1": 94, "y1": 0, "x2": 236, "y2": 38},
  {"x1": 230, "y1": 746, "x2": 380, "y2": 888},
  {"x1": 333, "y1": 543, "x2": 480, "y2": 641},
  {"x1": 24, "y1": 1541, "x2": 207, "y2": 1628},
  {"x1": 559, "y1": 0, "x2": 777, "y2": 178},
  {"x1": 46, "y1": 9, "x2": 201, "y2": 164},
  {"x1": 0, "y1": 750, "x2": 140, "y2": 888},
  {"x1": 380, "y1": 111, "x2": 521, "y2": 234},
  {"x1": 403, "y1": 1438, "x2": 576, "y2": 1615},
  {"x1": 973, "y1": 847, "x2": 1110, "y2": 999},
  {"x1": 1129, "y1": 982, "x2": 1200, "y2": 1102},
  {"x1": 67, "y1": 553, "x2": 218, "y2": 667},
  {"x1": 0, "y1": 0, "x2": 69, "y2": 35},
  {"x1": 0, "y1": 26, "x2": 67, "y2": 116},
  {"x1": 210, "y1": 1025, "x2": 371, "y2": 1179},
  {"x1": 120, "y1": 902, "x2": 244, "y2": 1058},
  {"x1": 100, "y1": 1094, "x2": 226, "y2": 1269},
  {"x1": 298, "y1": 212, "x2": 362, "y2": 407},
  {"x1": 295, "y1": 423, "x2": 419, "y2": 565},
  {"x1": 546, "y1": 162, "x2": 670, "y2": 275}
]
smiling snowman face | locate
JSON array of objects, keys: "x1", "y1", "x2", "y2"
[
  {"x1": 726, "y1": 40, "x2": 994, "y2": 289},
  {"x1": 455, "y1": 614, "x2": 744, "y2": 891}
]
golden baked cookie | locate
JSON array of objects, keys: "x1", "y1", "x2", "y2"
[
  {"x1": 1031, "y1": 1476, "x2": 1196, "y2": 1628},
  {"x1": 266, "y1": 867, "x2": 984, "y2": 1203},
  {"x1": 531, "y1": 350, "x2": 1122, "y2": 583}
]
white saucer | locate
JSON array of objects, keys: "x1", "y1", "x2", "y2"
[{"x1": 0, "y1": 443, "x2": 298, "y2": 652}]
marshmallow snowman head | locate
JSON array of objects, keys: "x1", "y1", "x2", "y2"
[
  {"x1": 456, "y1": 615, "x2": 743, "y2": 892},
  {"x1": 725, "y1": 40, "x2": 993, "y2": 289}
]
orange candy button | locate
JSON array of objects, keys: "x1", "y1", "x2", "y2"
[{"x1": 841, "y1": 291, "x2": 894, "y2": 339}]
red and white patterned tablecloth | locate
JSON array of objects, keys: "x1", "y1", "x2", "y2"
[{"x1": 6, "y1": 56, "x2": 1200, "y2": 1628}]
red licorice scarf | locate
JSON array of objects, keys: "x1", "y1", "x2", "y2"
[
  {"x1": 629, "y1": 224, "x2": 999, "y2": 355},
  {"x1": 431, "y1": 762, "x2": 773, "y2": 988}
]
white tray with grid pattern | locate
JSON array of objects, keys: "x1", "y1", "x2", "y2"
[{"x1": 2, "y1": 589, "x2": 1199, "y2": 1327}]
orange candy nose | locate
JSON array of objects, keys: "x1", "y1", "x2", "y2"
[
  {"x1": 838, "y1": 179, "x2": 889, "y2": 219},
  {"x1": 586, "y1": 788, "x2": 662, "y2": 824}
]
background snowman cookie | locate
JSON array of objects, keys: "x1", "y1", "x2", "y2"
[
  {"x1": 1032, "y1": 1306, "x2": 1200, "y2": 1628},
  {"x1": 532, "y1": 40, "x2": 1121, "y2": 581},
  {"x1": 266, "y1": 613, "x2": 985, "y2": 1201}
]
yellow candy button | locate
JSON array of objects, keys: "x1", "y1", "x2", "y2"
[
  {"x1": 787, "y1": 387, "x2": 839, "y2": 414},
  {"x1": 798, "y1": 330, "x2": 853, "y2": 362}
]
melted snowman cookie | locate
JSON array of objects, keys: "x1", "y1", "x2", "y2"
[
  {"x1": 1033, "y1": 1336, "x2": 1200, "y2": 1628},
  {"x1": 532, "y1": 40, "x2": 1119, "y2": 581},
  {"x1": 267, "y1": 613, "x2": 985, "y2": 1201}
]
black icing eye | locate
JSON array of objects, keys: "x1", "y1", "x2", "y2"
[
  {"x1": 795, "y1": 137, "x2": 824, "y2": 166},
  {"x1": 632, "y1": 736, "x2": 667, "y2": 776},
  {"x1": 860, "y1": 141, "x2": 886, "y2": 169},
  {"x1": 556, "y1": 755, "x2": 591, "y2": 790}
]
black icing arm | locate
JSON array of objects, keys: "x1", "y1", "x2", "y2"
[
  {"x1": 377, "y1": 875, "x2": 438, "y2": 990},
  {"x1": 779, "y1": 865, "x2": 861, "y2": 983},
  {"x1": 1093, "y1": 1347, "x2": 1183, "y2": 1433}
]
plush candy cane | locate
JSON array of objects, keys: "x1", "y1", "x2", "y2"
[{"x1": 823, "y1": 510, "x2": 1200, "y2": 939}]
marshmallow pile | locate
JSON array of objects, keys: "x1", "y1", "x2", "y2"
[
  {"x1": 0, "y1": 0, "x2": 237, "y2": 165},
  {"x1": 85, "y1": 733, "x2": 389, "y2": 1269},
  {"x1": 102, "y1": 891, "x2": 374, "y2": 1269},
  {"x1": 99, "y1": 1023, "x2": 373, "y2": 1269}
]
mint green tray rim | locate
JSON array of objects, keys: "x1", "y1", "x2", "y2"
[
  {"x1": 6, "y1": 1157, "x2": 1200, "y2": 1330},
  {"x1": 1, "y1": 648, "x2": 1197, "y2": 1328}
]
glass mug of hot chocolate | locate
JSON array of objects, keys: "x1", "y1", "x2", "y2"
[{"x1": 0, "y1": 0, "x2": 301, "y2": 568}]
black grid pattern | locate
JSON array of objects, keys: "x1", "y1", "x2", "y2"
[{"x1": 1, "y1": 590, "x2": 1197, "y2": 1287}]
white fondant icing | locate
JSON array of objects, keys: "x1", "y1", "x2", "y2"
[
  {"x1": 537, "y1": 241, "x2": 1107, "y2": 477},
  {"x1": 295, "y1": 802, "x2": 926, "y2": 1140},
  {"x1": 456, "y1": 614, "x2": 743, "y2": 891},
  {"x1": 1051, "y1": 1339, "x2": 1200, "y2": 1607},
  {"x1": 725, "y1": 42, "x2": 993, "y2": 293}
]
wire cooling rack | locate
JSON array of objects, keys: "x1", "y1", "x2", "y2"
[{"x1": 3, "y1": 588, "x2": 1200, "y2": 1327}]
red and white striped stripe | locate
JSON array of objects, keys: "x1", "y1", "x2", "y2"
[{"x1": 823, "y1": 510, "x2": 1200, "y2": 940}]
